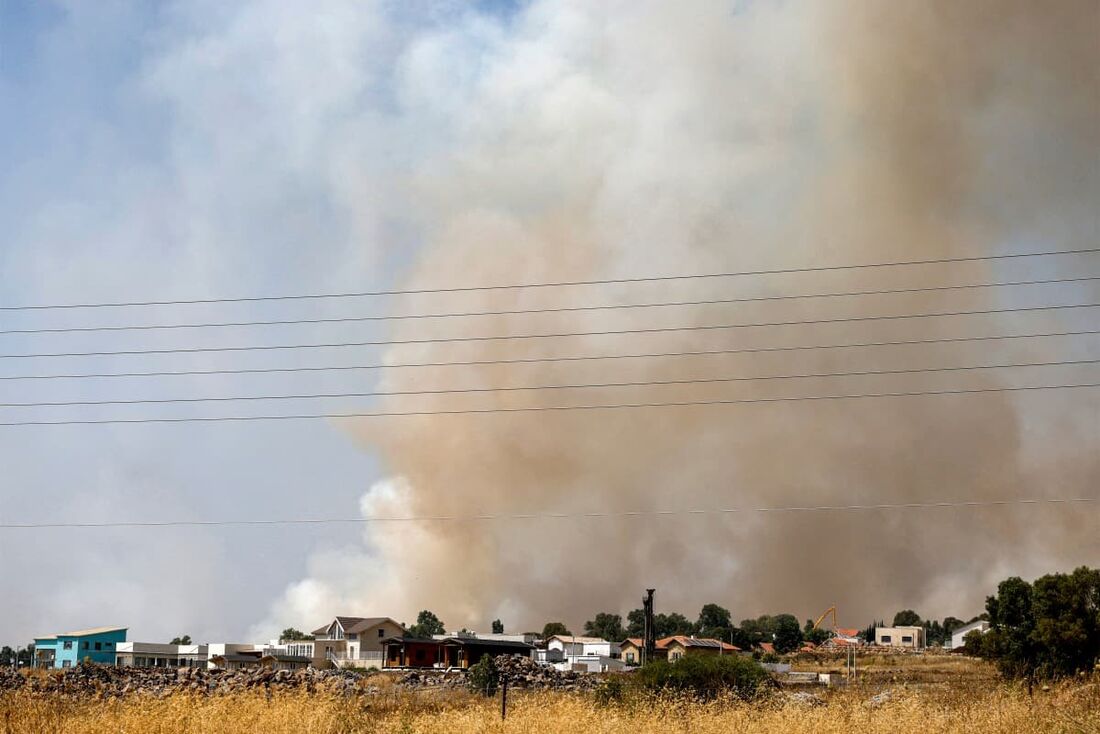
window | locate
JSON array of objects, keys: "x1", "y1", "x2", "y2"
[
  {"x1": 880, "y1": 635, "x2": 892, "y2": 643},
  {"x1": 94, "y1": 642, "x2": 102, "y2": 651},
  {"x1": 63, "y1": 641, "x2": 73, "y2": 650},
  {"x1": 348, "y1": 634, "x2": 357, "y2": 640},
  {"x1": 901, "y1": 636, "x2": 913, "y2": 643},
  {"x1": 106, "y1": 642, "x2": 113, "y2": 648},
  {"x1": 82, "y1": 642, "x2": 89, "y2": 650},
  {"x1": 378, "y1": 629, "x2": 385, "y2": 638},
  {"x1": 625, "y1": 652, "x2": 636, "y2": 664},
  {"x1": 62, "y1": 660, "x2": 71, "y2": 668}
]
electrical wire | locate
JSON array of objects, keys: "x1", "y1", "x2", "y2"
[
  {"x1": 2, "y1": 328, "x2": 1096, "y2": 382},
  {"x1": 2, "y1": 301, "x2": 1096, "y2": 360},
  {"x1": 0, "y1": 381, "x2": 1095, "y2": 426},
  {"x1": 2, "y1": 358, "x2": 1095, "y2": 408},
  {"x1": 3, "y1": 246, "x2": 1096, "y2": 311},
  {"x1": 2, "y1": 275, "x2": 1095, "y2": 336},
  {"x1": 1, "y1": 496, "x2": 1094, "y2": 529}
]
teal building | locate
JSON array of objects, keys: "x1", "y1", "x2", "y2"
[{"x1": 33, "y1": 626, "x2": 127, "y2": 668}]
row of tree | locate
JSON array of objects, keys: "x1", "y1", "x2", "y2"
[{"x1": 399, "y1": 604, "x2": 987, "y2": 655}]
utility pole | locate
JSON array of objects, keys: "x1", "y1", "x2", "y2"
[{"x1": 643, "y1": 588, "x2": 656, "y2": 666}]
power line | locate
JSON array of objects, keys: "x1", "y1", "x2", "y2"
[
  {"x1": 2, "y1": 301, "x2": 1096, "y2": 360},
  {"x1": 3, "y1": 275, "x2": 1095, "y2": 336},
  {"x1": 1, "y1": 496, "x2": 1094, "y2": 529},
  {"x1": 2, "y1": 328, "x2": 1096, "y2": 382},
  {"x1": 3, "y1": 246, "x2": 1096, "y2": 312},
  {"x1": 3, "y1": 358, "x2": 1095, "y2": 408},
  {"x1": 0, "y1": 381, "x2": 1095, "y2": 426}
]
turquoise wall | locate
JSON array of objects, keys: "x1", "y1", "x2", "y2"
[{"x1": 35, "y1": 629, "x2": 127, "y2": 668}]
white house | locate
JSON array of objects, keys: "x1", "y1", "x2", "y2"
[
  {"x1": 947, "y1": 620, "x2": 990, "y2": 650},
  {"x1": 115, "y1": 642, "x2": 209, "y2": 668},
  {"x1": 311, "y1": 616, "x2": 406, "y2": 668},
  {"x1": 534, "y1": 635, "x2": 625, "y2": 673}
]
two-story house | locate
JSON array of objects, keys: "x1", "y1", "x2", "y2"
[
  {"x1": 33, "y1": 626, "x2": 127, "y2": 668},
  {"x1": 311, "y1": 616, "x2": 405, "y2": 668}
]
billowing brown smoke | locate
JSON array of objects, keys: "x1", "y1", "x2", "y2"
[{"x1": 342, "y1": 1, "x2": 1099, "y2": 632}]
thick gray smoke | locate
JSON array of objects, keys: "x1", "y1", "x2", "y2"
[{"x1": 255, "y1": 0, "x2": 1099, "y2": 637}]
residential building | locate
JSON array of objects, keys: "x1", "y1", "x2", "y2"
[
  {"x1": 115, "y1": 642, "x2": 208, "y2": 668},
  {"x1": 662, "y1": 636, "x2": 740, "y2": 661},
  {"x1": 535, "y1": 635, "x2": 624, "y2": 673},
  {"x1": 207, "y1": 643, "x2": 263, "y2": 670},
  {"x1": 432, "y1": 631, "x2": 540, "y2": 645},
  {"x1": 33, "y1": 627, "x2": 127, "y2": 669},
  {"x1": 382, "y1": 637, "x2": 534, "y2": 669},
  {"x1": 947, "y1": 620, "x2": 990, "y2": 651},
  {"x1": 311, "y1": 616, "x2": 405, "y2": 668},
  {"x1": 619, "y1": 638, "x2": 667, "y2": 665},
  {"x1": 874, "y1": 626, "x2": 926, "y2": 649}
]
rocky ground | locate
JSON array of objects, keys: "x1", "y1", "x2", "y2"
[{"x1": 0, "y1": 656, "x2": 601, "y2": 699}]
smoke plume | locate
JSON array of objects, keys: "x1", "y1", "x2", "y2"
[{"x1": 256, "y1": 0, "x2": 1099, "y2": 637}]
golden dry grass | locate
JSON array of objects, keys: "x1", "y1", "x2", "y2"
[{"x1": 3, "y1": 659, "x2": 1098, "y2": 734}]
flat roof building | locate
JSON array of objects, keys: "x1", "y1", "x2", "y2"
[
  {"x1": 33, "y1": 627, "x2": 127, "y2": 669},
  {"x1": 874, "y1": 626, "x2": 925, "y2": 649}
]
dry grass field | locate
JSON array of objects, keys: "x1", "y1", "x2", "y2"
[{"x1": 3, "y1": 658, "x2": 1098, "y2": 734}]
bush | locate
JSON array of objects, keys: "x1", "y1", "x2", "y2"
[
  {"x1": 635, "y1": 655, "x2": 769, "y2": 700},
  {"x1": 594, "y1": 675, "x2": 628, "y2": 706},
  {"x1": 467, "y1": 655, "x2": 499, "y2": 697}
]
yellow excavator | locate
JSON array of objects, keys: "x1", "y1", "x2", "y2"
[
  {"x1": 813, "y1": 606, "x2": 839, "y2": 633},
  {"x1": 812, "y1": 605, "x2": 858, "y2": 679}
]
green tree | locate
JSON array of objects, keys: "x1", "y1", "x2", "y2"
[
  {"x1": 280, "y1": 628, "x2": 312, "y2": 641},
  {"x1": 0, "y1": 646, "x2": 14, "y2": 666},
  {"x1": 541, "y1": 622, "x2": 571, "y2": 638},
  {"x1": 772, "y1": 614, "x2": 803, "y2": 653},
  {"x1": 407, "y1": 610, "x2": 446, "y2": 639},
  {"x1": 739, "y1": 616, "x2": 778, "y2": 646},
  {"x1": 962, "y1": 629, "x2": 986, "y2": 656},
  {"x1": 625, "y1": 609, "x2": 646, "y2": 637},
  {"x1": 625, "y1": 609, "x2": 695, "y2": 639},
  {"x1": 695, "y1": 604, "x2": 732, "y2": 638},
  {"x1": 892, "y1": 609, "x2": 922, "y2": 627},
  {"x1": 584, "y1": 613, "x2": 625, "y2": 642},
  {"x1": 491, "y1": 619, "x2": 504, "y2": 634},
  {"x1": 655, "y1": 613, "x2": 695, "y2": 637},
  {"x1": 1029, "y1": 566, "x2": 1100, "y2": 677},
  {"x1": 983, "y1": 576, "x2": 1037, "y2": 682},
  {"x1": 16, "y1": 644, "x2": 34, "y2": 667},
  {"x1": 803, "y1": 619, "x2": 831, "y2": 645},
  {"x1": 467, "y1": 654, "x2": 499, "y2": 696},
  {"x1": 169, "y1": 635, "x2": 192, "y2": 645}
]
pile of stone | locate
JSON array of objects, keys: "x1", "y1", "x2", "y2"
[
  {"x1": 496, "y1": 655, "x2": 600, "y2": 691},
  {"x1": 0, "y1": 664, "x2": 363, "y2": 699},
  {"x1": 396, "y1": 656, "x2": 602, "y2": 692}
]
